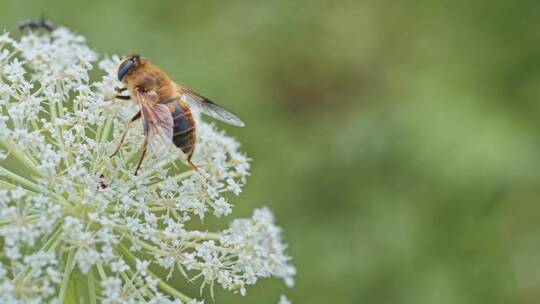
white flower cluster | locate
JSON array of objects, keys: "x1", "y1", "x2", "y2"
[
  {"x1": 182, "y1": 208, "x2": 296, "y2": 296},
  {"x1": 0, "y1": 27, "x2": 294, "y2": 303}
]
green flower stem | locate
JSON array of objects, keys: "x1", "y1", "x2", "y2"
[
  {"x1": 58, "y1": 249, "x2": 76, "y2": 304},
  {"x1": 118, "y1": 227, "x2": 206, "y2": 251},
  {"x1": 15, "y1": 225, "x2": 62, "y2": 282},
  {"x1": 149, "y1": 171, "x2": 192, "y2": 190},
  {"x1": 90, "y1": 123, "x2": 106, "y2": 168},
  {"x1": 0, "y1": 167, "x2": 71, "y2": 206},
  {"x1": 0, "y1": 166, "x2": 46, "y2": 194},
  {"x1": 0, "y1": 140, "x2": 41, "y2": 177},
  {"x1": 157, "y1": 155, "x2": 182, "y2": 169},
  {"x1": 203, "y1": 232, "x2": 221, "y2": 241},
  {"x1": 125, "y1": 267, "x2": 155, "y2": 299},
  {"x1": 114, "y1": 230, "x2": 168, "y2": 254},
  {"x1": 89, "y1": 118, "x2": 114, "y2": 172},
  {"x1": 120, "y1": 149, "x2": 139, "y2": 168},
  {"x1": 49, "y1": 95, "x2": 75, "y2": 168},
  {"x1": 96, "y1": 263, "x2": 107, "y2": 280},
  {"x1": 67, "y1": 273, "x2": 80, "y2": 304},
  {"x1": 29, "y1": 118, "x2": 40, "y2": 133},
  {"x1": 94, "y1": 123, "x2": 104, "y2": 144},
  {"x1": 120, "y1": 228, "x2": 217, "y2": 253},
  {"x1": 119, "y1": 270, "x2": 148, "y2": 302},
  {"x1": 57, "y1": 95, "x2": 65, "y2": 118},
  {"x1": 87, "y1": 270, "x2": 97, "y2": 304},
  {"x1": 100, "y1": 118, "x2": 113, "y2": 143},
  {"x1": 0, "y1": 179, "x2": 33, "y2": 192},
  {"x1": 117, "y1": 244, "x2": 193, "y2": 303},
  {"x1": 138, "y1": 239, "x2": 159, "y2": 252}
]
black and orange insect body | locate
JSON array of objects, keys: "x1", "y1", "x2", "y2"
[{"x1": 166, "y1": 98, "x2": 197, "y2": 168}]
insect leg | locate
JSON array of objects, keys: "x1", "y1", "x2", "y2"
[
  {"x1": 111, "y1": 94, "x2": 130, "y2": 100},
  {"x1": 110, "y1": 111, "x2": 141, "y2": 157},
  {"x1": 186, "y1": 153, "x2": 209, "y2": 182},
  {"x1": 134, "y1": 137, "x2": 148, "y2": 176},
  {"x1": 110, "y1": 87, "x2": 130, "y2": 100},
  {"x1": 187, "y1": 153, "x2": 201, "y2": 174}
]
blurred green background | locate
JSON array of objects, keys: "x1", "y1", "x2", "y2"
[{"x1": 2, "y1": 0, "x2": 540, "y2": 303}]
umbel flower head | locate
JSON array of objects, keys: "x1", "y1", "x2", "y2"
[{"x1": 0, "y1": 27, "x2": 295, "y2": 303}]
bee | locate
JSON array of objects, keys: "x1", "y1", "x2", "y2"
[{"x1": 110, "y1": 54, "x2": 244, "y2": 176}]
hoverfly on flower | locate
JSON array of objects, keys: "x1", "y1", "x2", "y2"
[{"x1": 111, "y1": 54, "x2": 245, "y2": 175}]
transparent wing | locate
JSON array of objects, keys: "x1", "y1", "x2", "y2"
[
  {"x1": 136, "y1": 90, "x2": 174, "y2": 157},
  {"x1": 177, "y1": 84, "x2": 245, "y2": 127}
]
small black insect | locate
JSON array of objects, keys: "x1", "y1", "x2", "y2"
[
  {"x1": 19, "y1": 16, "x2": 55, "y2": 32},
  {"x1": 98, "y1": 174, "x2": 108, "y2": 190}
]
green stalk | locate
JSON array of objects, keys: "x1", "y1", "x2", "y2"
[
  {"x1": 91, "y1": 123, "x2": 105, "y2": 172},
  {"x1": 0, "y1": 140, "x2": 41, "y2": 177},
  {"x1": 125, "y1": 268, "x2": 154, "y2": 299},
  {"x1": 66, "y1": 273, "x2": 80, "y2": 304},
  {"x1": 29, "y1": 118, "x2": 40, "y2": 133},
  {"x1": 117, "y1": 244, "x2": 193, "y2": 303},
  {"x1": 137, "y1": 239, "x2": 159, "y2": 252},
  {"x1": 100, "y1": 118, "x2": 113, "y2": 143},
  {"x1": 203, "y1": 232, "x2": 221, "y2": 241},
  {"x1": 15, "y1": 225, "x2": 62, "y2": 281},
  {"x1": 59, "y1": 249, "x2": 76, "y2": 304},
  {"x1": 58, "y1": 95, "x2": 65, "y2": 118},
  {"x1": 149, "y1": 171, "x2": 192, "y2": 190},
  {"x1": 90, "y1": 118, "x2": 114, "y2": 172},
  {"x1": 120, "y1": 149, "x2": 139, "y2": 168},
  {"x1": 49, "y1": 96, "x2": 74, "y2": 168},
  {"x1": 119, "y1": 270, "x2": 147, "y2": 302},
  {"x1": 157, "y1": 155, "x2": 182, "y2": 169},
  {"x1": 87, "y1": 270, "x2": 97, "y2": 304},
  {"x1": 0, "y1": 167, "x2": 71, "y2": 206},
  {"x1": 96, "y1": 263, "x2": 107, "y2": 280},
  {"x1": 0, "y1": 179, "x2": 25, "y2": 191},
  {"x1": 0, "y1": 167, "x2": 46, "y2": 194},
  {"x1": 95, "y1": 123, "x2": 104, "y2": 142}
]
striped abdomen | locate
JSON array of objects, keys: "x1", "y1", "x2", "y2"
[{"x1": 165, "y1": 98, "x2": 196, "y2": 159}]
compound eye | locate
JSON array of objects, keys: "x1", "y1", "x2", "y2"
[{"x1": 117, "y1": 59, "x2": 135, "y2": 81}]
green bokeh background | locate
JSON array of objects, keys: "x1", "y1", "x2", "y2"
[{"x1": 2, "y1": 0, "x2": 540, "y2": 303}]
